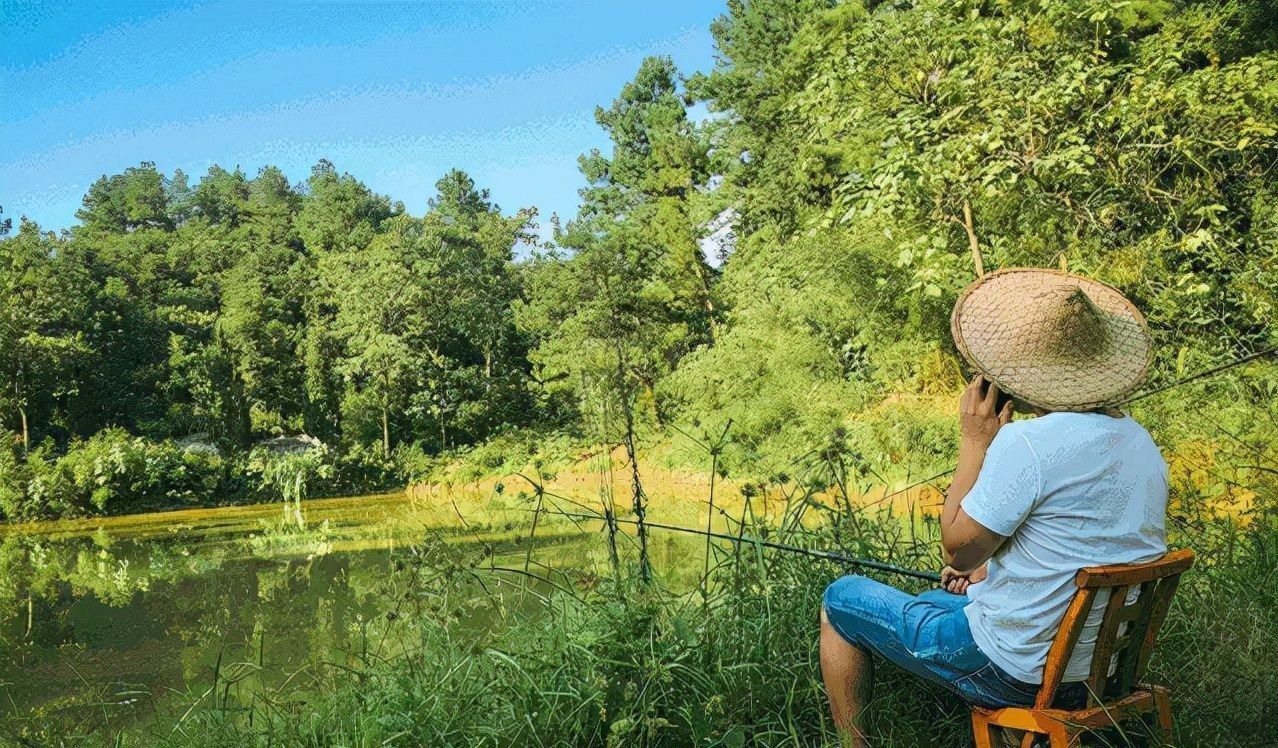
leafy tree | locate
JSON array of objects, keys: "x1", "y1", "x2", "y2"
[
  {"x1": 219, "y1": 244, "x2": 310, "y2": 435},
  {"x1": 584, "y1": 57, "x2": 717, "y2": 339},
  {"x1": 295, "y1": 160, "x2": 397, "y2": 254},
  {"x1": 689, "y1": 0, "x2": 838, "y2": 240},
  {"x1": 320, "y1": 215, "x2": 435, "y2": 455},
  {"x1": 321, "y1": 170, "x2": 535, "y2": 455},
  {"x1": 63, "y1": 272, "x2": 168, "y2": 440},
  {"x1": 429, "y1": 168, "x2": 495, "y2": 221},
  {"x1": 425, "y1": 170, "x2": 537, "y2": 441},
  {"x1": 525, "y1": 56, "x2": 717, "y2": 430},
  {"x1": 190, "y1": 165, "x2": 251, "y2": 227},
  {"x1": 217, "y1": 168, "x2": 310, "y2": 438},
  {"x1": 77, "y1": 162, "x2": 174, "y2": 234},
  {"x1": 670, "y1": 0, "x2": 1278, "y2": 472},
  {"x1": 0, "y1": 221, "x2": 91, "y2": 451}
]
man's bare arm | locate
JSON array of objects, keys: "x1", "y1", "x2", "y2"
[{"x1": 941, "y1": 375, "x2": 1011, "y2": 573}]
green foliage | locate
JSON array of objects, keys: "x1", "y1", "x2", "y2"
[
  {"x1": 0, "y1": 429, "x2": 226, "y2": 519},
  {"x1": 0, "y1": 429, "x2": 30, "y2": 519},
  {"x1": 0, "y1": 220, "x2": 93, "y2": 451},
  {"x1": 0, "y1": 157, "x2": 541, "y2": 517},
  {"x1": 519, "y1": 56, "x2": 718, "y2": 446},
  {"x1": 246, "y1": 443, "x2": 332, "y2": 505},
  {"x1": 294, "y1": 159, "x2": 397, "y2": 255},
  {"x1": 318, "y1": 173, "x2": 535, "y2": 456},
  {"x1": 0, "y1": 430, "x2": 427, "y2": 521},
  {"x1": 77, "y1": 161, "x2": 173, "y2": 233},
  {"x1": 415, "y1": 427, "x2": 581, "y2": 484}
]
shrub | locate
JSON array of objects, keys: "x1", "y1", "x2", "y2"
[
  {"x1": 331, "y1": 441, "x2": 402, "y2": 494},
  {"x1": 3, "y1": 429, "x2": 229, "y2": 520},
  {"x1": 245, "y1": 441, "x2": 334, "y2": 505},
  {"x1": 244, "y1": 440, "x2": 409, "y2": 504}
]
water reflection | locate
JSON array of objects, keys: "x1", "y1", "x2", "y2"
[{"x1": 0, "y1": 493, "x2": 591, "y2": 742}]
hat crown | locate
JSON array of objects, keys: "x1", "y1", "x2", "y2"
[{"x1": 1023, "y1": 284, "x2": 1111, "y2": 363}]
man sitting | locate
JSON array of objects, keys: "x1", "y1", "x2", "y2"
[{"x1": 819, "y1": 269, "x2": 1168, "y2": 747}]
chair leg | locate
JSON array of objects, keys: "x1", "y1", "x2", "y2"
[
  {"x1": 971, "y1": 711, "x2": 1000, "y2": 748},
  {"x1": 1153, "y1": 688, "x2": 1175, "y2": 747},
  {"x1": 1046, "y1": 723, "x2": 1079, "y2": 748}
]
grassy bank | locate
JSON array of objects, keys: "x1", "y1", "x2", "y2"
[{"x1": 82, "y1": 482, "x2": 1271, "y2": 748}]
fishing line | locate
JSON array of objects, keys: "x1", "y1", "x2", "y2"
[{"x1": 1119, "y1": 345, "x2": 1278, "y2": 405}]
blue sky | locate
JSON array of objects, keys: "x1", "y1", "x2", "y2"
[{"x1": 0, "y1": 1, "x2": 721, "y2": 241}]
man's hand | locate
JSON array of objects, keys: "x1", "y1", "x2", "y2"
[
  {"x1": 940, "y1": 563, "x2": 988, "y2": 596},
  {"x1": 941, "y1": 375, "x2": 1013, "y2": 574},
  {"x1": 959, "y1": 375, "x2": 1014, "y2": 450}
]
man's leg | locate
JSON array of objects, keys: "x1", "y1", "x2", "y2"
[
  {"x1": 820, "y1": 607, "x2": 873, "y2": 748},
  {"x1": 820, "y1": 576, "x2": 982, "y2": 748}
]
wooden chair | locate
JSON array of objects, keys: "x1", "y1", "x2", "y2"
[{"x1": 971, "y1": 549, "x2": 1195, "y2": 748}]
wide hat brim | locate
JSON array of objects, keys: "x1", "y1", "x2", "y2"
[{"x1": 950, "y1": 269, "x2": 1152, "y2": 411}]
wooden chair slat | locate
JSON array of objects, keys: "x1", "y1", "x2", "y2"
[
  {"x1": 980, "y1": 688, "x2": 1160, "y2": 730},
  {"x1": 1110, "y1": 580, "x2": 1159, "y2": 696},
  {"x1": 1114, "y1": 593, "x2": 1149, "y2": 625},
  {"x1": 1033, "y1": 587, "x2": 1097, "y2": 709},
  {"x1": 1076, "y1": 548, "x2": 1194, "y2": 588},
  {"x1": 1085, "y1": 583, "x2": 1130, "y2": 703},
  {"x1": 1135, "y1": 574, "x2": 1184, "y2": 682}
]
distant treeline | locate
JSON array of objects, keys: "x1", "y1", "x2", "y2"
[
  {"x1": 3, "y1": 0, "x2": 1277, "y2": 520},
  {"x1": 1, "y1": 164, "x2": 540, "y2": 457}
]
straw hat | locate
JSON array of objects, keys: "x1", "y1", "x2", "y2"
[{"x1": 950, "y1": 268, "x2": 1152, "y2": 411}]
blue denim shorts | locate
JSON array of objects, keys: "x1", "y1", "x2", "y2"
[{"x1": 823, "y1": 575, "x2": 1084, "y2": 709}]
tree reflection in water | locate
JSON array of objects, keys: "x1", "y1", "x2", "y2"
[{"x1": 0, "y1": 492, "x2": 583, "y2": 743}]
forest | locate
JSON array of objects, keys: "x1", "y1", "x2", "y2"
[{"x1": 1, "y1": 1, "x2": 1277, "y2": 746}]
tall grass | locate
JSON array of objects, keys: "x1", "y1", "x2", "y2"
[{"x1": 118, "y1": 480, "x2": 1277, "y2": 748}]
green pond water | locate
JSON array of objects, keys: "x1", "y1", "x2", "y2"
[{"x1": 0, "y1": 492, "x2": 701, "y2": 741}]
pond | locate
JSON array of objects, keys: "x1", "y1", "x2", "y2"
[
  {"x1": 0, "y1": 491, "x2": 654, "y2": 742},
  {"x1": 0, "y1": 479, "x2": 912, "y2": 742}
]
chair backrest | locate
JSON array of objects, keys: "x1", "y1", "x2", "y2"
[{"x1": 1034, "y1": 549, "x2": 1195, "y2": 709}]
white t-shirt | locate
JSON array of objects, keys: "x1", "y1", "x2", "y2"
[{"x1": 961, "y1": 412, "x2": 1168, "y2": 684}]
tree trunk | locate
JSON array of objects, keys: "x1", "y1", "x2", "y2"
[
  {"x1": 694, "y1": 256, "x2": 718, "y2": 341},
  {"x1": 621, "y1": 406, "x2": 650, "y2": 584},
  {"x1": 381, "y1": 405, "x2": 390, "y2": 457},
  {"x1": 18, "y1": 404, "x2": 28, "y2": 454},
  {"x1": 614, "y1": 347, "x2": 651, "y2": 584},
  {"x1": 960, "y1": 200, "x2": 985, "y2": 277}
]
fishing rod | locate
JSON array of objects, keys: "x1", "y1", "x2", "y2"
[
  {"x1": 1120, "y1": 344, "x2": 1278, "y2": 405},
  {"x1": 544, "y1": 508, "x2": 943, "y2": 582}
]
